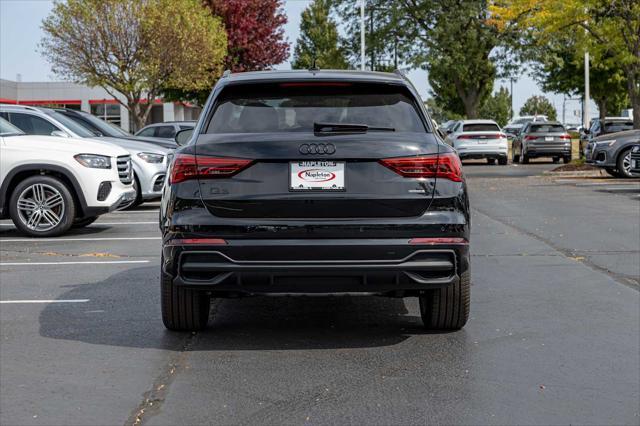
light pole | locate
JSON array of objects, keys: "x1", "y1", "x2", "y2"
[
  {"x1": 360, "y1": 0, "x2": 365, "y2": 71},
  {"x1": 584, "y1": 51, "x2": 590, "y2": 128}
]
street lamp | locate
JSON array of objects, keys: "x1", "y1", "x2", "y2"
[{"x1": 360, "y1": 0, "x2": 365, "y2": 71}]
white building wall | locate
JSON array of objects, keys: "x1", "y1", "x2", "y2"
[{"x1": 0, "y1": 79, "x2": 201, "y2": 131}]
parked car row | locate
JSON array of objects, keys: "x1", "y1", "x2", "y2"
[
  {"x1": 585, "y1": 129, "x2": 640, "y2": 178},
  {"x1": 0, "y1": 117, "x2": 135, "y2": 236},
  {"x1": 0, "y1": 103, "x2": 195, "y2": 236}
]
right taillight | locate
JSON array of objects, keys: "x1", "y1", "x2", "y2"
[
  {"x1": 169, "y1": 154, "x2": 253, "y2": 184},
  {"x1": 379, "y1": 153, "x2": 463, "y2": 182}
]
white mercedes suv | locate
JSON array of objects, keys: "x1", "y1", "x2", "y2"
[{"x1": 0, "y1": 118, "x2": 136, "y2": 237}]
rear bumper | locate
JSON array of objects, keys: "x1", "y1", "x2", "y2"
[
  {"x1": 162, "y1": 238, "x2": 469, "y2": 295},
  {"x1": 525, "y1": 144, "x2": 571, "y2": 157}
]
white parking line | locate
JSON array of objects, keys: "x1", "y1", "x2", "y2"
[
  {"x1": 0, "y1": 237, "x2": 160, "y2": 243},
  {"x1": 0, "y1": 299, "x2": 89, "y2": 304},
  {"x1": 0, "y1": 221, "x2": 157, "y2": 227},
  {"x1": 0, "y1": 260, "x2": 150, "y2": 266}
]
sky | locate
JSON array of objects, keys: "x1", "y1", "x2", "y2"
[{"x1": 0, "y1": 0, "x2": 592, "y2": 123}]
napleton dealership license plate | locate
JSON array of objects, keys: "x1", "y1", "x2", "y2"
[{"x1": 290, "y1": 161, "x2": 345, "y2": 191}]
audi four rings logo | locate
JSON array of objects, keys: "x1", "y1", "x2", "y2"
[{"x1": 299, "y1": 143, "x2": 336, "y2": 155}]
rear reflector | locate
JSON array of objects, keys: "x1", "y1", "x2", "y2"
[
  {"x1": 409, "y1": 237, "x2": 468, "y2": 245},
  {"x1": 170, "y1": 154, "x2": 253, "y2": 184},
  {"x1": 167, "y1": 238, "x2": 227, "y2": 246},
  {"x1": 379, "y1": 153, "x2": 463, "y2": 182}
]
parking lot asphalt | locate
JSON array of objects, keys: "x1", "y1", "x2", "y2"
[{"x1": 1, "y1": 161, "x2": 638, "y2": 426}]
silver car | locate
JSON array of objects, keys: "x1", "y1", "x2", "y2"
[{"x1": 0, "y1": 105, "x2": 169, "y2": 207}]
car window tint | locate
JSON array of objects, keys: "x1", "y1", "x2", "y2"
[
  {"x1": 137, "y1": 127, "x2": 155, "y2": 137},
  {"x1": 530, "y1": 124, "x2": 565, "y2": 133},
  {"x1": 604, "y1": 122, "x2": 633, "y2": 133},
  {"x1": 7, "y1": 113, "x2": 59, "y2": 136},
  {"x1": 462, "y1": 123, "x2": 500, "y2": 132},
  {"x1": 154, "y1": 126, "x2": 176, "y2": 138},
  {"x1": 207, "y1": 83, "x2": 426, "y2": 133}
]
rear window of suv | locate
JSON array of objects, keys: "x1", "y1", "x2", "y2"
[
  {"x1": 462, "y1": 123, "x2": 500, "y2": 132},
  {"x1": 206, "y1": 83, "x2": 426, "y2": 133},
  {"x1": 604, "y1": 121, "x2": 633, "y2": 133},
  {"x1": 530, "y1": 124, "x2": 565, "y2": 133}
]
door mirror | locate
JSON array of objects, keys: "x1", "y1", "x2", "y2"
[
  {"x1": 446, "y1": 128, "x2": 453, "y2": 134},
  {"x1": 175, "y1": 128, "x2": 194, "y2": 146},
  {"x1": 50, "y1": 130, "x2": 68, "y2": 138}
]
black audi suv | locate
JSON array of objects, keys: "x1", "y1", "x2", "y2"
[{"x1": 160, "y1": 70, "x2": 470, "y2": 331}]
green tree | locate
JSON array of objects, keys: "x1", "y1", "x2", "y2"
[
  {"x1": 520, "y1": 95, "x2": 558, "y2": 121},
  {"x1": 480, "y1": 86, "x2": 512, "y2": 127},
  {"x1": 292, "y1": 0, "x2": 349, "y2": 69},
  {"x1": 490, "y1": 0, "x2": 640, "y2": 128},
  {"x1": 40, "y1": 0, "x2": 227, "y2": 130},
  {"x1": 334, "y1": 0, "x2": 410, "y2": 70},
  {"x1": 399, "y1": 0, "x2": 518, "y2": 118},
  {"x1": 531, "y1": 39, "x2": 629, "y2": 119}
]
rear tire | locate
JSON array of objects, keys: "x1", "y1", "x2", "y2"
[
  {"x1": 419, "y1": 269, "x2": 470, "y2": 330},
  {"x1": 552, "y1": 156, "x2": 560, "y2": 164},
  {"x1": 161, "y1": 265, "x2": 211, "y2": 331},
  {"x1": 9, "y1": 175, "x2": 75, "y2": 237},
  {"x1": 521, "y1": 152, "x2": 530, "y2": 164},
  {"x1": 73, "y1": 216, "x2": 98, "y2": 228},
  {"x1": 487, "y1": 158, "x2": 496, "y2": 165},
  {"x1": 563, "y1": 156, "x2": 571, "y2": 164},
  {"x1": 498, "y1": 157, "x2": 508, "y2": 165}
]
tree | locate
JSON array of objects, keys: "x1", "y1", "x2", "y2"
[
  {"x1": 480, "y1": 86, "x2": 512, "y2": 127},
  {"x1": 204, "y1": 0, "x2": 289, "y2": 72},
  {"x1": 398, "y1": 0, "x2": 518, "y2": 118},
  {"x1": 41, "y1": 0, "x2": 227, "y2": 131},
  {"x1": 334, "y1": 0, "x2": 411, "y2": 70},
  {"x1": 490, "y1": 0, "x2": 640, "y2": 128},
  {"x1": 291, "y1": 0, "x2": 349, "y2": 69},
  {"x1": 531, "y1": 39, "x2": 629, "y2": 119},
  {"x1": 520, "y1": 95, "x2": 557, "y2": 121}
]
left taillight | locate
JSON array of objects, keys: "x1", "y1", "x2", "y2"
[
  {"x1": 169, "y1": 154, "x2": 253, "y2": 184},
  {"x1": 379, "y1": 152, "x2": 463, "y2": 182}
]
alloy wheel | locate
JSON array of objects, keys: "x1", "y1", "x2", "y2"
[
  {"x1": 622, "y1": 151, "x2": 631, "y2": 174},
  {"x1": 16, "y1": 183, "x2": 65, "y2": 232}
]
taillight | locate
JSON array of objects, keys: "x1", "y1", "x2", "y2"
[
  {"x1": 379, "y1": 153, "x2": 463, "y2": 182},
  {"x1": 169, "y1": 154, "x2": 253, "y2": 184},
  {"x1": 525, "y1": 135, "x2": 538, "y2": 141},
  {"x1": 559, "y1": 135, "x2": 571, "y2": 140}
]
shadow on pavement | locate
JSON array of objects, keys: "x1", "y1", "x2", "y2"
[{"x1": 40, "y1": 266, "x2": 434, "y2": 351}]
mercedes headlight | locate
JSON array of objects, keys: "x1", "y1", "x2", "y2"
[
  {"x1": 137, "y1": 152, "x2": 165, "y2": 163},
  {"x1": 74, "y1": 154, "x2": 111, "y2": 169}
]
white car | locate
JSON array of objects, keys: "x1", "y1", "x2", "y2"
[
  {"x1": 444, "y1": 119, "x2": 509, "y2": 165},
  {"x1": 0, "y1": 118, "x2": 136, "y2": 237},
  {"x1": 0, "y1": 105, "x2": 170, "y2": 208}
]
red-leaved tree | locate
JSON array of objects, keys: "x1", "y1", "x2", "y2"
[{"x1": 204, "y1": 0, "x2": 290, "y2": 72}]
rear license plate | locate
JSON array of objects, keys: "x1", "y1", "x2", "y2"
[
  {"x1": 290, "y1": 161, "x2": 345, "y2": 191},
  {"x1": 545, "y1": 136, "x2": 554, "y2": 141}
]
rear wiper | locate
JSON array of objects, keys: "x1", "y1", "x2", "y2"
[{"x1": 313, "y1": 122, "x2": 395, "y2": 133}]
